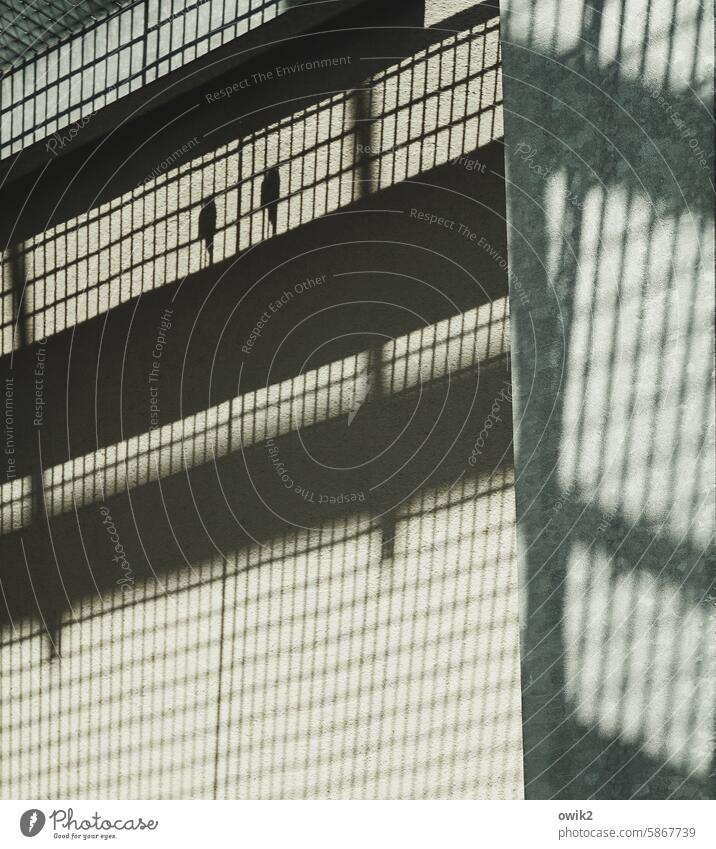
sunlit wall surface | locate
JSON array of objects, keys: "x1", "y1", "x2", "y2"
[
  {"x1": 0, "y1": 0, "x2": 301, "y2": 159},
  {"x1": 1, "y1": 472, "x2": 521, "y2": 798},
  {"x1": 0, "y1": 17, "x2": 502, "y2": 353},
  {"x1": 0, "y1": 1, "x2": 523, "y2": 798}
]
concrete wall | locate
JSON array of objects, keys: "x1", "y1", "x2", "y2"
[
  {"x1": 0, "y1": 2, "x2": 524, "y2": 799},
  {"x1": 502, "y1": 0, "x2": 714, "y2": 799},
  {"x1": 1, "y1": 471, "x2": 521, "y2": 798},
  {"x1": 0, "y1": 0, "x2": 295, "y2": 159}
]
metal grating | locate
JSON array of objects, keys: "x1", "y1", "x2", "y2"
[{"x1": 0, "y1": 0, "x2": 128, "y2": 71}]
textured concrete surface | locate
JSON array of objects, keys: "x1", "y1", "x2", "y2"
[
  {"x1": 0, "y1": 2, "x2": 524, "y2": 799},
  {"x1": 502, "y1": 0, "x2": 714, "y2": 799}
]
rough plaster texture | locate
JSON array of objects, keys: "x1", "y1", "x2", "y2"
[
  {"x1": 501, "y1": 0, "x2": 714, "y2": 799},
  {"x1": 0, "y1": 3, "x2": 524, "y2": 799},
  {"x1": 1, "y1": 472, "x2": 522, "y2": 798},
  {"x1": 0, "y1": 0, "x2": 298, "y2": 159}
]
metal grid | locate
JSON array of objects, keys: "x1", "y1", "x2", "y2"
[{"x1": 0, "y1": 0, "x2": 290, "y2": 159}]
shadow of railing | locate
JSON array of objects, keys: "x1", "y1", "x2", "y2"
[
  {"x1": 1, "y1": 139, "x2": 508, "y2": 481},
  {"x1": 0, "y1": 351, "x2": 519, "y2": 798},
  {"x1": 1, "y1": 8, "x2": 502, "y2": 353},
  {"x1": 0, "y1": 0, "x2": 523, "y2": 800},
  {"x1": 502, "y1": 0, "x2": 714, "y2": 799}
]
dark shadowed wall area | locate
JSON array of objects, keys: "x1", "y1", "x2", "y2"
[
  {"x1": 502, "y1": 0, "x2": 714, "y2": 798},
  {"x1": 0, "y1": 0, "x2": 524, "y2": 798}
]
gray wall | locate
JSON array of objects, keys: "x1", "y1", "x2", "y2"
[{"x1": 502, "y1": 0, "x2": 714, "y2": 798}]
